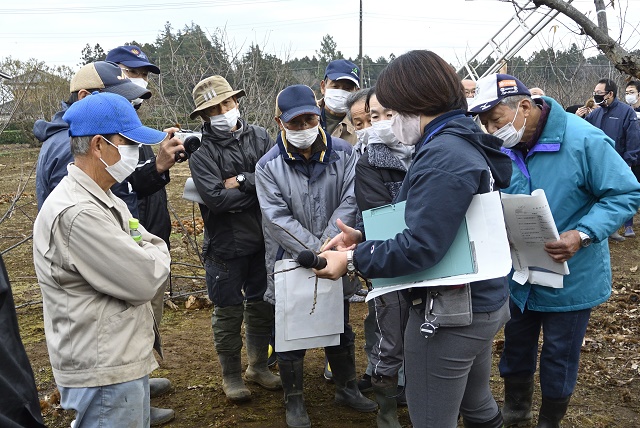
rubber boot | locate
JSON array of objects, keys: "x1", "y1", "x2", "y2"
[
  {"x1": 218, "y1": 353, "x2": 251, "y2": 402},
  {"x1": 326, "y1": 345, "x2": 377, "y2": 413},
  {"x1": 278, "y1": 358, "x2": 311, "y2": 428},
  {"x1": 150, "y1": 406, "x2": 175, "y2": 426},
  {"x1": 244, "y1": 333, "x2": 282, "y2": 390},
  {"x1": 536, "y1": 395, "x2": 570, "y2": 428},
  {"x1": 463, "y1": 411, "x2": 504, "y2": 428},
  {"x1": 502, "y1": 376, "x2": 534, "y2": 427},
  {"x1": 149, "y1": 377, "x2": 172, "y2": 398},
  {"x1": 372, "y1": 375, "x2": 401, "y2": 428}
]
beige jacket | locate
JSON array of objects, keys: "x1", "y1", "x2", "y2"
[{"x1": 33, "y1": 165, "x2": 171, "y2": 388}]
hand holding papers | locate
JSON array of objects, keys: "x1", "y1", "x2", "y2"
[{"x1": 500, "y1": 189, "x2": 569, "y2": 288}]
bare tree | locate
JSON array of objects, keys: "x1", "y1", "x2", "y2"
[{"x1": 532, "y1": 0, "x2": 640, "y2": 78}]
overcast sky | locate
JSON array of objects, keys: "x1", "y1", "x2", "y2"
[{"x1": 2, "y1": 0, "x2": 640, "y2": 73}]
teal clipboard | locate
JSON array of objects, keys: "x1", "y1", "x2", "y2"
[{"x1": 361, "y1": 201, "x2": 476, "y2": 289}]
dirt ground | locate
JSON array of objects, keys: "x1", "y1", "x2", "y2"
[{"x1": 1, "y1": 144, "x2": 638, "y2": 427}]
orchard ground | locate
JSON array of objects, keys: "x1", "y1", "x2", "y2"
[{"x1": 1, "y1": 145, "x2": 638, "y2": 427}]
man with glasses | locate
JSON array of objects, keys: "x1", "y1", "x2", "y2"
[
  {"x1": 255, "y1": 84, "x2": 376, "y2": 428},
  {"x1": 33, "y1": 92, "x2": 171, "y2": 427},
  {"x1": 577, "y1": 78, "x2": 640, "y2": 240}
]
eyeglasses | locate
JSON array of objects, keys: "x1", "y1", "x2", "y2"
[
  {"x1": 283, "y1": 115, "x2": 320, "y2": 130},
  {"x1": 593, "y1": 91, "x2": 610, "y2": 96},
  {"x1": 464, "y1": 90, "x2": 475, "y2": 97},
  {"x1": 122, "y1": 68, "x2": 149, "y2": 79}
]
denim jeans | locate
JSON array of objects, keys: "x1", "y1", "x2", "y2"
[
  {"x1": 59, "y1": 376, "x2": 149, "y2": 428},
  {"x1": 499, "y1": 299, "x2": 591, "y2": 399}
]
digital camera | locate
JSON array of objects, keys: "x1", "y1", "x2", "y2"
[{"x1": 173, "y1": 131, "x2": 202, "y2": 162}]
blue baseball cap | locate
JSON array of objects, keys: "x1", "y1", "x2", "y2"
[
  {"x1": 468, "y1": 74, "x2": 531, "y2": 113},
  {"x1": 106, "y1": 45, "x2": 160, "y2": 74},
  {"x1": 275, "y1": 85, "x2": 321, "y2": 123},
  {"x1": 70, "y1": 61, "x2": 151, "y2": 100},
  {"x1": 324, "y1": 59, "x2": 360, "y2": 87},
  {"x1": 63, "y1": 92, "x2": 167, "y2": 145}
]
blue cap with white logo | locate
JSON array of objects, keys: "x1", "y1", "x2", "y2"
[{"x1": 324, "y1": 59, "x2": 360, "y2": 87}]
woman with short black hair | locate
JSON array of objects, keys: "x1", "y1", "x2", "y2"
[{"x1": 316, "y1": 50, "x2": 513, "y2": 428}]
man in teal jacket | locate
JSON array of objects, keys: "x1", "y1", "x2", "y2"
[{"x1": 470, "y1": 74, "x2": 640, "y2": 428}]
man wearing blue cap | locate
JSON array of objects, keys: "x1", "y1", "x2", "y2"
[
  {"x1": 255, "y1": 84, "x2": 376, "y2": 428},
  {"x1": 33, "y1": 92, "x2": 173, "y2": 428},
  {"x1": 469, "y1": 74, "x2": 640, "y2": 428},
  {"x1": 319, "y1": 59, "x2": 360, "y2": 145},
  {"x1": 106, "y1": 45, "x2": 161, "y2": 110}
]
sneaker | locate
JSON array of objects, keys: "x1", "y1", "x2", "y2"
[
  {"x1": 624, "y1": 226, "x2": 636, "y2": 238},
  {"x1": 357, "y1": 374, "x2": 373, "y2": 393},
  {"x1": 609, "y1": 231, "x2": 626, "y2": 242}
]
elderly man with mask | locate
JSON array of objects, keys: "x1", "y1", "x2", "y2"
[
  {"x1": 256, "y1": 84, "x2": 376, "y2": 428},
  {"x1": 319, "y1": 59, "x2": 361, "y2": 145},
  {"x1": 469, "y1": 74, "x2": 640, "y2": 428},
  {"x1": 33, "y1": 92, "x2": 171, "y2": 427},
  {"x1": 188, "y1": 75, "x2": 279, "y2": 403}
]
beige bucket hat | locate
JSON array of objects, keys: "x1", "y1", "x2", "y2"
[{"x1": 190, "y1": 75, "x2": 245, "y2": 119}]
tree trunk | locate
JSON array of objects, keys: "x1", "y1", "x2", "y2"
[{"x1": 533, "y1": 0, "x2": 640, "y2": 78}]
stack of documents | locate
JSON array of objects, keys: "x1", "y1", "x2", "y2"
[
  {"x1": 274, "y1": 260, "x2": 344, "y2": 352},
  {"x1": 500, "y1": 189, "x2": 569, "y2": 288}
]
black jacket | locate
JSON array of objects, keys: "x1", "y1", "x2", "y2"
[
  {"x1": 189, "y1": 119, "x2": 274, "y2": 259},
  {"x1": 0, "y1": 255, "x2": 46, "y2": 428}
]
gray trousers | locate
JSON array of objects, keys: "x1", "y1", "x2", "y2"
[
  {"x1": 364, "y1": 291, "x2": 409, "y2": 381},
  {"x1": 404, "y1": 300, "x2": 510, "y2": 427}
]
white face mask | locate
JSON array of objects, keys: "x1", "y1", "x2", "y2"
[
  {"x1": 356, "y1": 127, "x2": 370, "y2": 147},
  {"x1": 324, "y1": 88, "x2": 350, "y2": 114},
  {"x1": 371, "y1": 120, "x2": 398, "y2": 146},
  {"x1": 210, "y1": 107, "x2": 240, "y2": 132},
  {"x1": 625, "y1": 93, "x2": 638, "y2": 106},
  {"x1": 466, "y1": 97, "x2": 475, "y2": 106},
  {"x1": 284, "y1": 125, "x2": 319, "y2": 149},
  {"x1": 100, "y1": 137, "x2": 140, "y2": 183},
  {"x1": 391, "y1": 113, "x2": 423, "y2": 146},
  {"x1": 492, "y1": 103, "x2": 526, "y2": 148},
  {"x1": 128, "y1": 78, "x2": 148, "y2": 107}
]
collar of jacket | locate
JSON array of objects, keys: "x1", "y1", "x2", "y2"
[
  {"x1": 276, "y1": 126, "x2": 333, "y2": 163},
  {"x1": 416, "y1": 110, "x2": 467, "y2": 150},
  {"x1": 201, "y1": 118, "x2": 246, "y2": 146}
]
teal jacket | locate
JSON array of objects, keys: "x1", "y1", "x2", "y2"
[{"x1": 502, "y1": 97, "x2": 640, "y2": 312}]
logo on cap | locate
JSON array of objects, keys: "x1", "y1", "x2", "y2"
[
  {"x1": 498, "y1": 79, "x2": 518, "y2": 96},
  {"x1": 351, "y1": 67, "x2": 359, "y2": 77},
  {"x1": 203, "y1": 89, "x2": 217, "y2": 101},
  {"x1": 131, "y1": 48, "x2": 140, "y2": 55}
]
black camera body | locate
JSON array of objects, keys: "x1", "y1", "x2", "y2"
[{"x1": 173, "y1": 131, "x2": 202, "y2": 162}]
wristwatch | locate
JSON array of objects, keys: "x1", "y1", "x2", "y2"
[
  {"x1": 578, "y1": 231, "x2": 592, "y2": 248},
  {"x1": 236, "y1": 173, "x2": 246, "y2": 186},
  {"x1": 346, "y1": 250, "x2": 356, "y2": 280}
]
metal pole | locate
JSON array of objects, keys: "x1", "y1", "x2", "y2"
[{"x1": 359, "y1": 0, "x2": 364, "y2": 87}]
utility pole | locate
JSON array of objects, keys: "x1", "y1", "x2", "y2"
[{"x1": 359, "y1": 0, "x2": 363, "y2": 87}]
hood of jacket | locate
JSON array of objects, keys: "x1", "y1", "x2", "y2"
[
  {"x1": 33, "y1": 102, "x2": 70, "y2": 143},
  {"x1": 201, "y1": 117, "x2": 249, "y2": 147},
  {"x1": 433, "y1": 112, "x2": 512, "y2": 190}
]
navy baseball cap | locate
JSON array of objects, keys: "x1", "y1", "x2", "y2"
[
  {"x1": 70, "y1": 61, "x2": 151, "y2": 100},
  {"x1": 275, "y1": 85, "x2": 321, "y2": 123},
  {"x1": 63, "y1": 92, "x2": 167, "y2": 145},
  {"x1": 324, "y1": 59, "x2": 360, "y2": 87},
  {"x1": 468, "y1": 73, "x2": 531, "y2": 113},
  {"x1": 106, "y1": 45, "x2": 160, "y2": 74}
]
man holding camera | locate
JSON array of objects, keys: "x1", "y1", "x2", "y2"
[{"x1": 188, "y1": 75, "x2": 278, "y2": 402}]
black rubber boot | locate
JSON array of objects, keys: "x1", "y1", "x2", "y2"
[
  {"x1": 372, "y1": 375, "x2": 401, "y2": 428},
  {"x1": 218, "y1": 353, "x2": 251, "y2": 402},
  {"x1": 278, "y1": 358, "x2": 311, "y2": 428},
  {"x1": 537, "y1": 395, "x2": 570, "y2": 428},
  {"x1": 463, "y1": 410, "x2": 504, "y2": 428},
  {"x1": 326, "y1": 345, "x2": 377, "y2": 413},
  {"x1": 502, "y1": 376, "x2": 534, "y2": 427}
]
